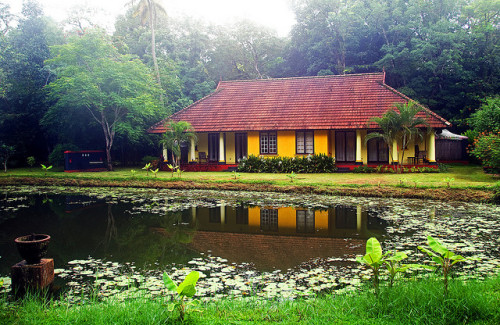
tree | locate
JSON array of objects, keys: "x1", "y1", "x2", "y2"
[
  {"x1": 160, "y1": 121, "x2": 196, "y2": 169},
  {"x1": 0, "y1": 143, "x2": 14, "y2": 172},
  {"x1": 127, "y1": 0, "x2": 166, "y2": 88},
  {"x1": 366, "y1": 102, "x2": 429, "y2": 171},
  {"x1": 44, "y1": 30, "x2": 163, "y2": 170}
]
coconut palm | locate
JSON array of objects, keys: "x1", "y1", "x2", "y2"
[
  {"x1": 160, "y1": 121, "x2": 197, "y2": 169},
  {"x1": 366, "y1": 102, "x2": 429, "y2": 172},
  {"x1": 127, "y1": 0, "x2": 165, "y2": 88}
]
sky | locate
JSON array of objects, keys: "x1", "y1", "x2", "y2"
[{"x1": 3, "y1": 0, "x2": 296, "y2": 36}]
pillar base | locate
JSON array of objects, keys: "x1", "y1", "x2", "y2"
[
  {"x1": 355, "y1": 161, "x2": 363, "y2": 165},
  {"x1": 11, "y1": 258, "x2": 54, "y2": 295}
]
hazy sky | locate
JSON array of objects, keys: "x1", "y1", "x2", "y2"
[{"x1": 3, "y1": 0, "x2": 296, "y2": 36}]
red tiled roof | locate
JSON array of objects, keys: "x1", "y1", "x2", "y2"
[{"x1": 149, "y1": 73, "x2": 450, "y2": 133}]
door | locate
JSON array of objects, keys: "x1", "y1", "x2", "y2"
[
  {"x1": 235, "y1": 133, "x2": 247, "y2": 162},
  {"x1": 208, "y1": 133, "x2": 219, "y2": 162},
  {"x1": 335, "y1": 131, "x2": 356, "y2": 162},
  {"x1": 367, "y1": 137, "x2": 389, "y2": 163}
]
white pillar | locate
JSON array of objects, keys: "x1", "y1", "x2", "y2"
[
  {"x1": 219, "y1": 133, "x2": 225, "y2": 162},
  {"x1": 220, "y1": 202, "x2": 226, "y2": 226},
  {"x1": 162, "y1": 144, "x2": 168, "y2": 162},
  {"x1": 427, "y1": 132, "x2": 436, "y2": 163},
  {"x1": 356, "y1": 130, "x2": 362, "y2": 164},
  {"x1": 190, "y1": 137, "x2": 196, "y2": 162}
]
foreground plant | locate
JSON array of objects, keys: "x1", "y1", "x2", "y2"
[
  {"x1": 287, "y1": 171, "x2": 297, "y2": 183},
  {"x1": 163, "y1": 271, "x2": 200, "y2": 321},
  {"x1": 142, "y1": 163, "x2": 152, "y2": 176},
  {"x1": 356, "y1": 237, "x2": 385, "y2": 295},
  {"x1": 152, "y1": 168, "x2": 159, "y2": 178},
  {"x1": 40, "y1": 164, "x2": 52, "y2": 176},
  {"x1": 418, "y1": 235, "x2": 478, "y2": 296}
]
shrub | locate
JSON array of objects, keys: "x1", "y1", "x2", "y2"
[
  {"x1": 237, "y1": 154, "x2": 337, "y2": 173},
  {"x1": 353, "y1": 166, "x2": 376, "y2": 173},
  {"x1": 470, "y1": 133, "x2": 500, "y2": 173},
  {"x1": 49, "y1": 143, "x2": 79, "y2": 167}
]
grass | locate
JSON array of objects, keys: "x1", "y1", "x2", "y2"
[
  {"x1": 1, "y1": 276, "x2": 499, "y2": 324},
  {"x1": 0, "y1": 164, "x2": 498, "y2": 189}
]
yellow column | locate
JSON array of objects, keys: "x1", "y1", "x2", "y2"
[
  {"x1": 219, "y1": 133, "x2": 225, "y2": 162},
  {"x1": 427, "y1": 132, "x2": 436, "y2": 163},
  {"x1": 191, "y1": 207, "x2": 197, "y2": 223},
  {"x1": 190, "y1": 137, "x2": 196, "y2": 162},
  {"x1": 392, "y1": 139, "x2": 399, "y2": 164},
  {"x1": 356, "y1": 130, "x2": 362, "y2": 164}
]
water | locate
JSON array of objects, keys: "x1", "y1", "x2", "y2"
[
  {"x1": 0, "y1": 192, "x2": 387, "y2": 274},
  {"x1": 1, "y1": 186, "x2": 499, "y2": 299}
]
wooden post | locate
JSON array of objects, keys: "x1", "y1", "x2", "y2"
[{"x1": 11, "y1": 259, "x2": 54, "y2": 295}]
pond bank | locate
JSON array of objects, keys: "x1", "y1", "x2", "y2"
[{"x1": 0, "y1": 176, "x2": 495, "y2": 203}]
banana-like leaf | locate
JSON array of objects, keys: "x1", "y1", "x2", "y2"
[
  {"x1": 427, "y1": 236, "x2": 449, "y2": 256},
  {"x1": 365, "y1": 237, "x2": 382, "y2": 263},
  {"x1": 418, "y1": 246, "x2": 437, "y2": 257},
  {"x1": 179, "y1": 284, "x2": 196, "y2": 298},
  {"x1": 163, "y1": 272, "x2": 178, "y2": 292},
  {"x1": 385, "y1": 251, "x2": 407, "y2": 262},
  {"x1": 177, "y1": 271, "x2": 200, "y2": 296},
  {"x1": 432, "y1": 256, "x2": 443, "y2": 265},
  {"x1": 167, "y1": 303, "x2": 176, "y2": 312}
]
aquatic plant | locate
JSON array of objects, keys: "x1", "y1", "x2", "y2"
[
  {"x1": 163, "y1": 271, "x2": 200, "y2": 321},
  {"x1": 418, "y1": 236, "x2": 478, "y2": 296}
]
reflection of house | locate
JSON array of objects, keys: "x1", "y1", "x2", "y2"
[{"x1": 149, "y1": 73, "x2": 450, "y2": 170}]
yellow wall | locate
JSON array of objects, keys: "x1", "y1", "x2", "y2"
[
  {"x1": 277, "y1": 131, "x2": 295, "y2": 157},
  {"x1": 248, "y1": 131, "x2": 260, "y2": 156},
  {"x1": 197, "y1": 133, "x2": 208, "y2": 160},
  {"x1": 314, "y1": 130, "x2": 329, "y2": 155},
  {"x1": 360, "y1": 130, "x2": 368, "y2": 163},
  {"x1": 225, "y1": 132, "x2": 236, "y2": 163}
]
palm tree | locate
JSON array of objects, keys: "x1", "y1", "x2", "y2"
[
  {"x1": 160, "y1": 121, "x2": 197, "y2": 169},
  {"x1": 127, "y1": 0, "x2": 165, "y2": 88},
  {"x1": 366, "y1": 102, "x2": 430, "y2": 172}
]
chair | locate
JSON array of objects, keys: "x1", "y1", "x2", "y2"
[{"x1": 198, "y1": 152, "x2": 208, "y2": 163}]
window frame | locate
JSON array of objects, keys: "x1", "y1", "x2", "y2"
[
  {"x1": 260, "y1": 131, "x2": 277, "y2": 155},
  {"x1": 296, "y1": 130, "x2": 314, "y2": 155}
]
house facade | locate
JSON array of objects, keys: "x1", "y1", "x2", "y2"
[{"x1": 148, "y1": 73, "x2": 450, "y2": 169}]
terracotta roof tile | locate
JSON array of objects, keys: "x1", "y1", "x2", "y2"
[{"x1": 149, "y1": 73, "x2": 450, "y2": 133}]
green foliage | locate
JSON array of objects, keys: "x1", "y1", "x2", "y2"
[
  {"x1": 418, "y1": 235, "x2": 479, "y2": 296},
  {"x1": 141, "y1": 155, "x2": 158, "y2": 166},
  {"x1": 237, "y1": 154, "x2": 336, "y2": 173},
  {"x1": 231, "y1": 170, "x2": 240, "y2": 180},
  {"x1": 163, "y1": 271, "x2": 200, "y2": 321},
  {"x1": 443, "y1": 177, "x2": 455, "y2": 188},
  {"x1": 40, "y1": 164, "x2": 52, "y2": 176},
  {"x1": 26, "y1": 156, "x2": 36, "y2": 168},
  {"x1": 142, "y1": 163, "x2": 152, "y2": 176},
  {"x1": 44, "y1": 29, "x2": 163, "y2": 171},
  {"x1": 0, "y1": 143, "x2": 14, "y2": 172},
  {"x1": 152, "y1": 168, "x2": 159, "y2": 178},
  {"x1": 48, "y1": 143, "x2": 79, "y2": 168},
  {"x1": 286, "y1": 171, "x2": 297, "y2": 183},
  {"x1": 160, "y1": 121, "x2": 197, "y2": 169},
  {"x1": 356, "y1": 237, "x2": 384, "y2": 295},
  {"x1": 470, "y1": 133, "x2": 500, "y2": 173},
  {"x1": 130, "y1": 169, "x2": 137, "y2": 177},
  {"x1": 353, "y1": 166, "x2": 377, "y2": 173}
]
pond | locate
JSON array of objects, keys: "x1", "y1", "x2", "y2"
[{"x1": 1, "y1": 186, "x2": 499, "y2": 300}]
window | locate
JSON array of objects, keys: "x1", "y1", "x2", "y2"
[
  {"x1": 296, "y1": 210, "x2": 315, "y2": 233},
  {"x1": 260, "y1": 208, "x2": 278, "y2": 231},
  {"x1": 260, "y1": 132, "x2": 277, "y2": 154},
  {"x1": 296, "y1": 131, "x2": 314, "y2": 154}
]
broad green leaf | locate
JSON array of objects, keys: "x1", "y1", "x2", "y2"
[
  {"x1": 432, "y1": 256, "x2": 444, "y2": 265},
  {"x1": 177, "y1": 271, "x2": 200, "y2": 295},
  {"x1": 179, "y1": 284, "x2": 196, "y2": 298},
  {"x1": 427, "y1": 236, "x2": 449, "y2": 256},
  {"x1": 167, "y1": 303, "x2": 176, "y2": 312},
  {"x1": 162, "y1": 272, "x2": 177, "y2": 292},
  {"x1": 418, "y1": 246, "x2": 437, "y2": 258},
  {"x1": 365, "y1": 237, "x2": 382, "y2": 263},
  {"x1": 356, "y1": 255, "x2": 365, "y2": 264}
]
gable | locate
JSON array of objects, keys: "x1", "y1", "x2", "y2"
[{"x1": 149, "y1": 73, "x2": 450, "y2": 133}]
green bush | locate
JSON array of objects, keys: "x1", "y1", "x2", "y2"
[
  {"x1": 237, "y1": 154, "x2": 337, "y2": 173},
  {"x1": 353, "y1": 166, "x2": 376, "y2": 173},
  {"x1": 48, "y1": 144, "x2": 79, "y2": 167},
  {"x1": 470, "y1": 133, "x2": 500, "y2": 174}
]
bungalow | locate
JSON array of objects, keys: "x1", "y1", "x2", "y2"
[{"x1": 148, "y1": 72, "x2": 450, "y2": 171}]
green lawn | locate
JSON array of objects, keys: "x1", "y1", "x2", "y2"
[{"x1": 1, "y1": 164, "x2": 498, "y2": 189}]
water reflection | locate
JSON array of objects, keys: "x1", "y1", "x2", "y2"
[{"x1": 0, "y1": 194, "x2": 387, "y2": 273}]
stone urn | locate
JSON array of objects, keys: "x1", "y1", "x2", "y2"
[{"x1": 14, "y1": 234, "x2": 51, "y2": 265}]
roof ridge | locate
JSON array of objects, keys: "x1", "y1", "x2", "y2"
[{"x1": 218, "y1": 72, "x2": 385, "y2": 84}]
